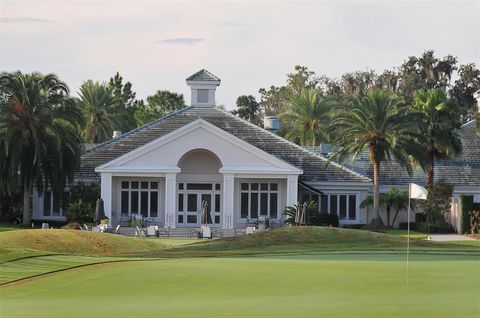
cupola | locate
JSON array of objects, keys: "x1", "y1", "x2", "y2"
[{"x1": 186, "y1": 69, "x2": 221, "y2": 107}]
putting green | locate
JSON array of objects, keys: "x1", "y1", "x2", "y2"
[{"x1": 1, "y1": 254, "x2": 479, "y2": 318}]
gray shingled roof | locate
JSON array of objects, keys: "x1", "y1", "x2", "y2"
[
  {"x1": 435, "y1": 120, "x2": 480, "y2": 186},
  {"x1": 77, "y1": 106, "x2": 371, "y2": 183},
  {"x1": 186, "y1": 69, "x2": 220, "y2": 82},
  {"x1": 307, "y1": 120, "x2": 480, "y2": 187}
]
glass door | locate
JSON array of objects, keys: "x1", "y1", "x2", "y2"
[{"x1": 177, "y1": 183, "x2": 222, "y2": 227}]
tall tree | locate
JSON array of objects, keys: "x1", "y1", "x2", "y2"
[
  {"x1": 77, "y1": 80, "x2": 127, "y2": 143},
  {"x1": 398, "y1": 50, "x2": 458, "y2": 97},
  {"x1": 411, "y1": 88, "x2": 462, "y2": 187},
  {"x1": 134, "y1": 90, "x2": 185, "y2": 126},
  {"x1": 108, "y1": 72, "x2": 143, "y2": 131},
  {"x1": 0, "y1": 72, "x2": 83, "y2": 224},
  {"x1": 232, "y1": 95, "x2": 262, "y2": 125},
  {"x1": 449, "y1": 63, "x2": 480, "y2": 122},
  {"x1": 281, "y1": 88, "x2": 333, "y2": 146},
  {"x1": 329, "y1": 90, "x2": 423, "y2": 225}
]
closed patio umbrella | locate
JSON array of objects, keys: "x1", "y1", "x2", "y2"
[
  {"x1": 200, "y1": 200, "x2": 207, "y2": 225},
  {"x1": 294, "y1": 203, "x2": 300, "y2": 225},
  {"x1": 299, "y1": 202, "x2": 307, "y2": 226},
  {"x1": 95, "y1": 198, "x2": 105, "y2": 224}
]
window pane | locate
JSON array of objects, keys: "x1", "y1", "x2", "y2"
[
  {"x1": 52, "y1": 194, "x2": 60, "y2": 216},
  {"x1": 270, "y1": 193, "x2": 278, "y2": 218},
  {"x1": 260, "y1": 193, "x2": 268, "y2": 216},
  {"x1": 131, "y1": 192, "x2": 139, "y2": 214},
  {"x1": 187, "y1": 215, "x2": 197, "y2": 224},
  {"x1": 251, "y1": 183, "x2": 259, "y2": 191},
  {"x1": 320, "y1": 195, "x2": 328, "y2": 214},
  {"x1": 241, "y1": 183, "x2": 249, "y2": 191},
  {"x1": 178, "y1": 214, "x2": 184, "y2": 224},
  {"x1": 187, "y1": 194, "x2": 197, "y2": 212},
  {"x1": 329, "y1": 195, "x2": 337, "y2": 215},
  {"x1": 215, "y1": 215, "x2": 220, "y2": 224},
  {"x1": 186, "y1": 183, "x2": 212, "y2": 190},
  {"x1": 251, "y1": 193, "x2": 258, "y2": 218},
  {"x1": 215, "y1": 194, "x2": 220, "y2": 213},
  {"x1": 349, "y1": 195, "x2": 357, "y2": 220},
  {"x1": 260, "y1": 183, "x2": 268, "y2": 191},
  {"x1": 150, "y1": 192, "x2": 158, "y2": 217},
  {"x1": 43, "y1": 191, "x2": 51, "y2": 216},
  {"x1": 151, "y1": 182, "x2": 158, "y2": 189},
  {"x1": 131, "y1": 182, "x2": 139, "y2": 189},
  {"x1": 121, "y1": 191, "x2": 129, "y2": 214},
  {"x1": 215, "y1": 184, "x2": 221, "y2": 190},
  {"x1": 141, "y1": 192, "x2": 148, "y2": 217},
  {"x1": 241, "y1": 193, "x2": 249, "y2": 218},
  {"x1": 270, "y1": 183, "x2": 278, "y2": 191},
  {"x1": 178, "y1": 183, "x2": 184, "y2": 190},
  {"x1": 339, "y1": 195, "x2": 347, "y2": 220},
  {"x1": 178, "y1": 194, "x2": 184, "y2": 212},
  {"x1": 312, "y1": 195, "x2": 319, "y2": 213},
  {"x1": 121, "y1": 181, "x2": 129, "y2": 189},
  {"x1": 141, "y1": 182, "x2": 148, "y2": 189}
]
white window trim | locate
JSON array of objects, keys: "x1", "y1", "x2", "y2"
[
  {"x1": 119, "y1": 180, "x2": 161, "y2": 218},
  {"x1": 177, "y1": 182, "x2": 222, "y2": 227},
  {"x1": 301, "y1": 191, "x2": 360, "y2": 224},
  {"x1": 239, "y1": 181, "x2": 280, "y2": 220}
]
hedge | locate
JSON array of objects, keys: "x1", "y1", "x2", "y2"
[
  {"x1": 460, "y1": 195, "x2": 474, "y2": 234},
  {"x1": 416, "y1": 222, "x2": 454, "y2": 234}
]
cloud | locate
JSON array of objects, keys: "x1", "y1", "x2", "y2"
[
  {"x1": 215, "y1": 21, "x2": 246, "y2": 27},
  {"x1": 156, "y1": 38, "x2": 205, "y2": 46},
  {"x1": 0, "y1": 17, "x2": 52, "y2": 23}
]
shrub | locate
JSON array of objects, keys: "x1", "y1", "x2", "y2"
[
  {"x1": 310, "y1": 213, "x2": 339, "y2": 227},
  {"x1": 416, "y1": 222, "x2": 454, "y2": 234},
  {"x1": 460, "y1": 195, "x2": 474, "y2": 234},
  {"x1": 422, "y1": 184, "x2": 453, "y2": 226},
  {"x1": 65, "y1": 199, "x2": 94, "y2": 223},
  {"x1": 398, "y1": 222, "x2": 417, "y2": 230},
  {"x1": 342, "y1": 224, "x2": 365, "y2": 229},
  {"x1": 469, "y1": 210, "x2": 480, "y2": 234}
]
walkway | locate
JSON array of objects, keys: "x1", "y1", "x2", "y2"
[{"x1": 428, "y1": 234, "x2": 476, "y2": 241}]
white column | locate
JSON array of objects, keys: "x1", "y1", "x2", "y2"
[
  {"x1": 222, "y1": 173, "x2": 235, "y2": 229},
  {"x1": 100, "y1": 173, "x2": 113, "y2": 224},
  {"x1": 286, "y1": 175, "x2": 299, "y2": 207},
  {"x1": 164, "y1": 172, "x2": 177, "y2": 228}
]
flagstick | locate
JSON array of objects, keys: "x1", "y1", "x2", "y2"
[{"x1": 407, "y1": 182, "x2": 411, "y2": 284}]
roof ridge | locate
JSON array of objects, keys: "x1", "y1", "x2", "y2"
[
  {"x1": 217, "y1": 108, "x2": 372, "y2": 182},
  {"x1": 82, "y1": 105, "x2": 194, "y2": 156}
]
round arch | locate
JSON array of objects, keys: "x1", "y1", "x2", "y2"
[{"x1": 177, "y1": 148, "x2": 223, "y2": 173}]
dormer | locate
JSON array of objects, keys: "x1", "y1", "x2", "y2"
[{"x1": 186, "y1": 69, "x2": 221, "y2": 107}]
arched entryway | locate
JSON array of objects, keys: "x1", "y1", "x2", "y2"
[{"x1": 176, "y1": 149, "x2": 223, "y2": 227}]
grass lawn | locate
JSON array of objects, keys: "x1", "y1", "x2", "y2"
[{"x1": 1, "y1": 253, "x2": 479, "y2": 318}]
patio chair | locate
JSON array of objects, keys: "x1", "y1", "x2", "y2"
[
  {"x1": 189, "y1": 228, "x2": 200, "y2": 239},
  {"x1": 144, "y1": 217, "x2": 156, "y2": 227},
  {"x1": 114, "y1": 224, "x2": 121, "y2": 234},
  {"x1": 211, "y1": 229, "x2": 223, "y2": 239},
  {"x1": 158, "y1": 227, "x2": 170, "y2": 237},
  {"x1": 135, "y1": 226, "x2": 145, "y2": 237}
]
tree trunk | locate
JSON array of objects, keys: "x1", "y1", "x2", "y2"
[
  {"x1": 425, "y1": 151, "x2": 435, "y2": 188},
  {"x1": 22, "y1": 180, "x2": 32, "y2": 225},
  {"x1": 386, "y1": 206, "x2": 391, "y2": 228},
  {"x1": 391, "y1": 208, "x2": 401, "y2": 228},
  {"x1": 373, "y1": 159, "x2": 380, "y2": 228}
]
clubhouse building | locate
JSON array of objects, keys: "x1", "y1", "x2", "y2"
[{"x1": 31, "y1": 70, "x2": 480, "y2": 231}]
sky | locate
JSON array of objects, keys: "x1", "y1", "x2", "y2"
[{"x1": 1, "y1": 0, "x2": 479, "y2": 110}]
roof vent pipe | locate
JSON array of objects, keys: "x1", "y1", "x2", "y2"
[
  {"x1": 112, "y1": 131, "x2": 122, "y2": 139},
  {"x1": 264, "y1": 116, "x2": 280, "y2": 134}
]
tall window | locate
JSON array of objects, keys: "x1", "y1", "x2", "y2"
[
  {"x1": 121, "y1": 181, "x2": 159, "y2": 217},
  {"x1": 43, "y1": 191, "x2": 69, "y2": 217},
  {"x1": 240, "y1": 182, "x2": 279, "y2": 219},
  {"x1": 301, "y1": 192, "x2": 357, "y2": 221}
]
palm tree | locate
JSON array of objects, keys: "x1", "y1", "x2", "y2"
[
  {"x1": 77, "y1": 80, "x2": 126, "y2": 143},
  {"x1": 281, "y1": 88, "x2": 333, "y2": 146},
  {"x1": 329, "y1": 90, "x2": 423, "y2": 225},
  {"x1": 360, "y1": 188, "x2": 416, "y2": 227},
  {"x1": 0, "y1": 72, "x2": 83, "y2": 224},
  {"x1": 411, "y1": 88, "x2": 462, "y2": 187}
]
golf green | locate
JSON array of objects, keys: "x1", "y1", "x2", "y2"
[{"x1": 1, "y1": 253, "x2": 479, "y2": 318}]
